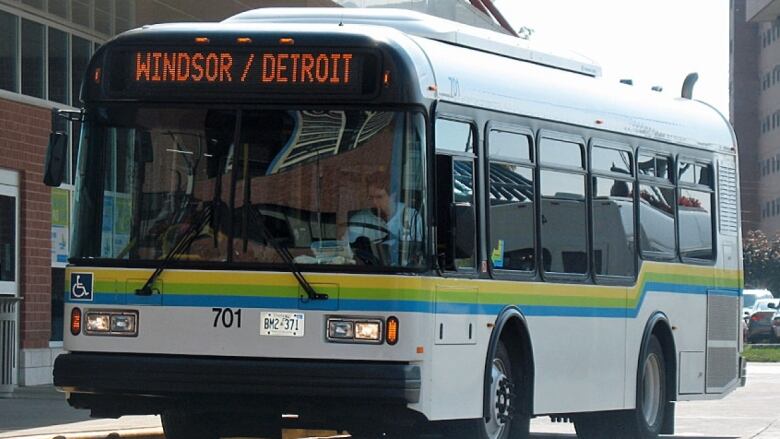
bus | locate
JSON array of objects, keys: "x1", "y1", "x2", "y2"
[{"x1": 47, "y1": 7, "x2": 744, "y2": 439}]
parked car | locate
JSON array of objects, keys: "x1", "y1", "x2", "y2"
[
  {"x1": 747, "y1": 298, "x2": 780, "y2": 343},
  {"x1": 743, "y1": 289, "x2": 774, "y2": 320}
]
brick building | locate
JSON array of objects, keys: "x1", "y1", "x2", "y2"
[
  {"x1": 0, "y1": 0, "x2": 505, "y2": 391},
  {"x1": 731, "y1": 0, "x2": 780, "y2": 234}
]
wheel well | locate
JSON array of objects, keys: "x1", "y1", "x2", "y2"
[
  {"x1": 651, "y1": 321, "x2": 677, "y2": 402},
  {"x1": 499, "y1": 317, "x2": 535, "y2": 416}
]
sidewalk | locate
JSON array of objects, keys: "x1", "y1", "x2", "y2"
[{"x1": 0, "y1": 385, "x2": 162, "y2": 439}]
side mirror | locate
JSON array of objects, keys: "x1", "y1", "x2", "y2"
[
  {"x1": 452, "y1": 203, "x2": 475, "y2": 259},
  {"x1": 769, "y1": 302, "x2": 777, "y2": 309},
  {"x1": 43, "y1": 132, "x2": 68, "y2": 187}
]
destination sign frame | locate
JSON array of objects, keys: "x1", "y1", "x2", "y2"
[{"x1": 107, "y1": 47, "x2": 380, "y2": 98}]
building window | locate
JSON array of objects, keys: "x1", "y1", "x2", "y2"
[
  {"x1": 72, "y1": 36, "x2": 92, "y2": 106},
  {"x1": 94, "y1": 0, "x2": 112, "y2": 35},
  {"x1": 116, "y1": 0, "x2": 133, "y2": 33},
  {"x1": 21, "y1": 19, "x2": 45, "y2": 99},
  {"x1": 0, "y1": 11, "x2": 18, "y2": 93},
  {"x1": 48, "y1": 0, "x2": 68, "y2": 19},
  {"x1": 48, "y1": 28, "x2": 69, "y2": 104},
  {"x1": 71, "y1": 0, "x2": 91, "y2": 29}
]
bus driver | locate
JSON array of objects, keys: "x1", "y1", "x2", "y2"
[{"x1": 348, "y1": 172, "x2": 422, "y2": 265}]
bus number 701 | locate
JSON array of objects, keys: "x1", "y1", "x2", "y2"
[{"x1": 212, "y1": 307, "x2": 242, "y2": 328}]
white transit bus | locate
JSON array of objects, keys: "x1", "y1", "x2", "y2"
[{"x1": 47, "y1": 8, "x2": 744, "y2": 439}]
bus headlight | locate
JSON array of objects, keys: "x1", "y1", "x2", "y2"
[
  {"x1": 84, "y1": 310, "x2": 138, "y2": 336},
  {"x1": 85, "y1": 313, "x2": 110, "y2": 332},
  {"x1": 355, "y1": 322, "x2": 381, "y2": 341},
  {"x1": 326, "y1": 317, "x2": 383, "y2": 343},
  {"x1": 328, "y1": 320, "x2": 354, "y2": 339}
]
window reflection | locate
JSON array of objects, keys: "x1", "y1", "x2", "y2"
[
  {"x1": 540, "y1": 170, "x2": 586, "y2": 274},
  {"x1": 679, "y1": 189, "x2": 713, "y2": 259},
  {"x1": 490, "y1": 163, "x2": 534, "y2": 271},
  {"x1": 639, "y1": 183, "x2": 676, "y2": 255},
  {"x1": 592, "y1": 177, "x2": 635, "y2": 277}
]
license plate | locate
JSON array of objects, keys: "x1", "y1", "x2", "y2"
[{"x1": 260, "y1": 312, "x2": 305, "y2": 337}]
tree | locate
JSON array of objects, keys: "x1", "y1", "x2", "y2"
[{"x1": 743, "y1": 230, "x2": 780, "y2": 295}]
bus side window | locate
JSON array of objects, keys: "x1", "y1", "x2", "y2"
[{"x1": 435, "y1": 118, "x2": 476, "y2": 271}]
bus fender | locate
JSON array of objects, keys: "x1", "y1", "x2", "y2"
[
  {"x1": 483, "y1": 305, "x2": 534, "y2": 421},
  {"x1": 638, "y1": 312, "x2": 677, "y2": 434}
]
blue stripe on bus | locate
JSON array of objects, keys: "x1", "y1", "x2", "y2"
[{"x1": 69, "y1": 285, "x2": 741, "y2": 318}]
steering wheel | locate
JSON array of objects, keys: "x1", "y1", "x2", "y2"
[{"x1": 346, "y1": 221, "x2": 391, "y2": 241}]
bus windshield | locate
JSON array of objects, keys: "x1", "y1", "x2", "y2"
[{"x1": 71, "y1": 106, "x2": 427, "y2": 270}]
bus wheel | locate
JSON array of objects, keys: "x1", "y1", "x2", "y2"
[
  {"x1": 623, "y1": 334, "x2": 667, "y2": 438},
  {"x1": 161, "y1": 410, "x2": 219, "y2": 439},
  {"x1": 445, "y1": 340, "x2": 530, "y2": 439}
]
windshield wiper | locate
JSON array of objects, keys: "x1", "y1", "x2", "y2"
[
  {"x1": 247, "y1": 206, "x2": 328, "y2": 301},
  {"x1": 135, "y1": 204, "x2": 213, "y2": 296}
]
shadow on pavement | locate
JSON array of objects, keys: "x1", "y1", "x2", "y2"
[{"x1": 528, "y1": 435, "x2": 739, "y2": 439}]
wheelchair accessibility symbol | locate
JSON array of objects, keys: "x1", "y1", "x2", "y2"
[{"x1": 70, "y1": 273, "x2": 94, "y2": 301}]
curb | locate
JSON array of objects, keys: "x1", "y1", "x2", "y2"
[{"x1": 2, "y1": 427, "x2": 164, "y2": 439}]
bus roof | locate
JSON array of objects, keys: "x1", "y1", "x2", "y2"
[
  {"x1": 222, "y1": 8, "x2": 735, "y2": 153},
  {"x1": 224, "y1": 8, "x2": 602, "y2": 78},
  {"x1": 103, "y1": 8, "x2": 735, "y2": 153}
]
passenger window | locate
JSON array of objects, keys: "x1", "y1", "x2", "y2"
[
  {"x1": 436, "y1": 119, "x2": 473, "y2": 153},
  {"x1": 452, "y1": 160, "x2": 476, "y2": 270},
  {"x1": 592, "y1": 176, "x2": 635, "y2": 277},
  {"x1": 679, "y1": 162, "x2": 696, "y2": 184},
  {"x1": 435, "y1": 118, "x2": 476, "y2": 271},
  {"x1": 638, "y1": 154, "x2": 673, "y2": 180},
  {"x1": 678, "y1": 162, "x2": 714, "y2": 260},
  {"x1": 489, "y1": 163, "x2": 534, "y2": 272},
  {"x1": 592, "y1": 147, "x2": 633, "y2": 175},
  {"x1": 540, "y1": 137, "x2": 583, "y2": 168},
  {"x1": 638, "y1": 183, "x2": 676, "y2": 256},
  {"x1": 539, "y1": 137, "x2": 586, "y2": 275},
  {"x1": 678, "y1": 189, "x2": 713, "y2": 259},
  {"x1": 489, "y1": 130, "x2": 532, "y2": 162}
]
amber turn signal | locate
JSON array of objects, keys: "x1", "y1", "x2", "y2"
[
  {"x1": 386, "y1": 316, "x2": 399, "y2": 345},
  {"x1": 70, "y1": 307, "x2": 82, "y2": 336}
]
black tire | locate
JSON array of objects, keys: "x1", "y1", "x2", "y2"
[
  {"x1": 574, "y1": 335, "x2": 667, "y2": 439},
  {"x1": 161, "y1": 410, "x2": 220, "y2": 439},
  {"x1": 444, "y1": 341, "x2": 530, "y2": 439}
]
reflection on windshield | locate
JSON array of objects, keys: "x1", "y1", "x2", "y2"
[{"x1": 72, "y1": 107, "x2": 426, "y2": 269}]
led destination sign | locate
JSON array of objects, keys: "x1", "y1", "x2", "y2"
[
  {"x1": 115, "y1": 48, "x2": 376, "y2": 96},
  {"x1": 136, "y1": 51, "x2": 353, "y2": 84}
]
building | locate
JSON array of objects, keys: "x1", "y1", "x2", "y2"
[
  {"x1": 0, "y1": 0, "x2": 506, "y2": 391},
  {"x1": 731, "y1": 0, "x2": 780, "y2": 234}
]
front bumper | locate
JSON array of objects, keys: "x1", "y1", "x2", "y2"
[{"x1": 54, "y1": 352, "x2": 421, "y2": 414}]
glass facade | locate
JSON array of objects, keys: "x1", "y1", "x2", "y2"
[
  {"x1": 0, "y1": 10, "x2": 18, "y2": 92},
  {"x1": 0, "y1": 1, "x2": 135, "y2": 342}
]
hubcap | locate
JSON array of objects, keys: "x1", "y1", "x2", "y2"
[
  {"x1": 641, "y1": 353, "x2": 661, "y2": 426},
  {"x1": 485, "y1": 358, "x2": 514, "y2": 439}
]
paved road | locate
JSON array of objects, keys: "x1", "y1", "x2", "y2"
[
  {"x1": 530, "y1": 362, "x2": 780, "y2": 439},
  {"x1": 1, "y1": 363, "x2": 778, "y2": 439}
]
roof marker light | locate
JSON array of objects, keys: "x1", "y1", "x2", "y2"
[
  {"x1": 237, "y1": 37, "x2": 252, "y2": 44},
  {"x1": 195, "y1": 37, "x2": 210, "y2": 44},
  {"x1": 279, "y1": 38, "x2": 295, "y2": 45}
]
